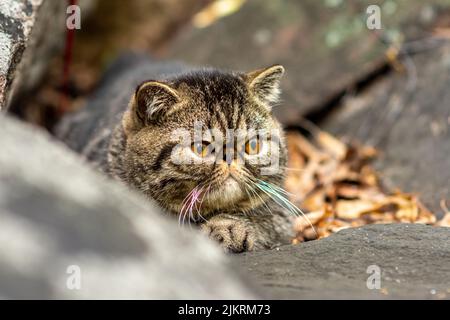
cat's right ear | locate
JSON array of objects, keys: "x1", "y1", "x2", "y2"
[{"x1": 133, "y1": 81, "x2": 180, "y2": 125}]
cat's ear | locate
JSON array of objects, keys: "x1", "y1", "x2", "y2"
[
  {"x1": 134, "y1": 80, "x2": 180, "y2": 124},
  {"x1": 246, "y1": 65, "x2": 285, "y2": 109}
]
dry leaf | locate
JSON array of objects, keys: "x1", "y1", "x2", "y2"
[
  {"x1": 295, "y1": 209, "x2": 327, "y2": 231},
  {"x1": 316, "y1": 131, "x2": 347, "y2": 160},
  {"x1": 436, "y1": 200, "x2": 450, "y2": 227},
  {"x1": 335, "y1": 199, "x2": 380, "y2": 219},
  {"x1": 286, "y1": 128, "x2": 441, "y2": 243},
  {"x1": 436, "y1": 213, "x2": 450, "y2": 227}
]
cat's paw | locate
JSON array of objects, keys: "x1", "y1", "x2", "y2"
[{"x1": 201, "y1": 215, "x2": 256, "y2": 253}]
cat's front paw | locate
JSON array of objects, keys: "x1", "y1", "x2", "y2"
[{"x1": 201, "y1": 215, "x2": 256, "y2": 253}]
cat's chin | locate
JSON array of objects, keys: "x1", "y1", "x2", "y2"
[{"x1": 223, "y1": 176, "x2": 241, "y2": 192}]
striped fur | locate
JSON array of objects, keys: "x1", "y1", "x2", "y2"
[{"x1": 58, "y1": 62, "x2": 295, "y2": 252}]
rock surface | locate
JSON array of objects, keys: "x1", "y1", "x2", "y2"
[
  {"x1": 168, "y1": 0, "x2": 450, "y2": 125},
  {"x1": 0, "y1": 0, "x2": 65, "y2": 110},
  {"x1": 235, "y1": 224, "x2": 450, "y2": 299},
  {"x1": 0, "y1": 114, "x2": 256, "y2": 299},
  {"x1": 0, "y1": 0, "x2": 96, "y2": 110},
  {"x1": 322, "y1": 44, "x2": 450, "y2": 215}
]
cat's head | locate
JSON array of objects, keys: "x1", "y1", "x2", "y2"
[{"x1": 121, "y1": 65, "x2": 287, "y2": 218}]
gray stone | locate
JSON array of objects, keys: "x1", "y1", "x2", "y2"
[
  {"x1": 168, "y1": 0, "x2": 450, "y2": 125},
  {"x1": 236, "y1": 224, "x2": 450, "y2": 299},
  {"x1": 0, "y1": 114, "x2": 256, "y2": 299},
  {"x1": 0, "y1": 0, "x2": 65, "y2": 110},
  {"x1": 321, "y1": 44, "x2": 450, "y2": 215},
  {"x1": 0, "y1": 0, "x2": 95, "y2": 110}
]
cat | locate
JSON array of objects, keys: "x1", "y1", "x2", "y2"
[{"x1": 56, "y1": 55, "x2": 296, "y2": 252}]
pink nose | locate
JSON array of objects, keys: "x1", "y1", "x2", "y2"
[{"x1": 219, "y1": 161, "x2": 240, "y2": 177}]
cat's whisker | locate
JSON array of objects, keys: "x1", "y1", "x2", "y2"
[
  {"x1": 186, "y1": 186, "x2": 204, "y2": 228},
  {"x1": 256, "y1": 183, "x2": 294, "y2": 216},
  {"x1": 280, "y1": 166, "x2": 306, "y2": 172},
  {"x1": 257, "y1": 178, "x2": 296, "y2": 197},
  {"x1": 243, "y1": 179, "x2": 272, "y2": 215},
  {"x1": 196, "y1": 184, "x2": 211, "y2": 223},
  {"x1": 179, "y1": 188, "x2": 195, "y2": 217},
  {"x1": 242, "y1": 181, "x2": 257, "y2": 210},
  {"x1": 239, "y1": 170, "x2": 273, "y2": 214},
  {"x1": 255, "y1": 180, "x2": 317, "y2": 236},
  {"x1": 179, "y1": 186, "x2": 199, "y2": 226},
  {"x1": 191, "y1": 187, "x2": 204, "y2": 225},
  {"x1": 185, "y1": 192, "x2": 196, "y2": 228}
]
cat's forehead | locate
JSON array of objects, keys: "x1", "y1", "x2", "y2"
[
  {"x1": 170, "y1": 100, "x2": 272, "y2": 132},
  {"x1": 172, "y1": 70, "x2": 247, "y2": 100},
  {"x1": 163, "y1": 69, "x2": 273, "y2": 130}
]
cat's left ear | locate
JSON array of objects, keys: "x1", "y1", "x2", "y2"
[{"x1": 245, "y1": 65, "x2": 285, "y2": 109}]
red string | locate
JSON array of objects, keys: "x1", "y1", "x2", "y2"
[{"x1": 59, "y1": 0, "x2": 77, "y2": 115}]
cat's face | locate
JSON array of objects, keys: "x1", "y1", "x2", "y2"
[{"x1": 121, "y1": 66, "x2": 287, "y2": 218}]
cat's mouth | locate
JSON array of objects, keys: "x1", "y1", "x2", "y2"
[
  {"x1": 222, "y1": 176, "x2": 240, "y2": 191},
  {"x1": 174, "y1": 166, "x2": 264, "y2": 218},
  {"x1": 210, "y1": 175, "x2": 242, "y2": 197},
  {"x1": 198, "y1": 175, "x2": 245, "y2": 211}
]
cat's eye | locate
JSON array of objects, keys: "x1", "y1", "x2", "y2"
[
  {"x1": 191, "y1": 141, "x2": 211, "y2": 157},
  {"x1": 245, "y1": 137, "x2": 261, "y2": 155}
]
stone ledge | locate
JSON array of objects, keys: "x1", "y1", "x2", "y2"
[
  {"x1": 0, "y1": 0, "x2": 96, "y2": 111},
  {"x1": 0, "y1": 0, "x2": 67, "y2": 110},
  {"x1": 236, "y1": 223, "x2": 450, "y2": 299}
]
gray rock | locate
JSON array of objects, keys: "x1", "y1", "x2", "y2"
[
  {"x1": 0, "y1": 0, "x2": 95, "y2": 110},
  {"x1": 167, "y1": 0, "x2": 450, "y2": 125},
  {"x1": 236, "y1": 224, "x2": 450, "y2": 299},
  {"x1": 0, "y1": 0, "x2": 65, "y2": 110},
  {"x1": 322, "y1": 44, "x2": 450, "y2": 215},
  {"x1": 0, "y1": 114, "x2": 256, "y2": 299}
]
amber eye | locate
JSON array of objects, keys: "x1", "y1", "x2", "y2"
[
  {"x1": 245, "y1": 137, "x2": 261, "y2": 155},
  {"x1": 191, "y1": 141, "x2": 211, "y2": 157}
]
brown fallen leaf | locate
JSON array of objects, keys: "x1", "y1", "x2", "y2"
[
  {"x1": 286, "y1": 126, "x2": 442, "y2": 243},
  {"x1": 436, "y1": 200, "x2": 450, "y2": 227},
  {"x1": 335, "y1": 199, "x2": 380, "y2": 220},
  {"x1": 316, "y1": 131, "x2": 347, "y2": 160},
  {"x1": 193, "y1": 0, "x2": 246, "y2": 28},
  {"x1": 294, "y1": 209, "x2": 327, "y2": 232},
  {"x1": 436, "y1": 213, "x2": 450, "y2": 227}
]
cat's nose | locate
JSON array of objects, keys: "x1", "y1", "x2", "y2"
[
  {"x1": 223, "y1": 150, "x2": 242, "y2": 165},
  {"x1": 223, "y1": 143, "x2": 234, "y2": 165},
  {"x1": 223, "y1": 144, "x2": 243, "y2": 165},
  {"x1": 219, "y1": 160, "x2": 239, "y2": 174},
  {"x1": 229, "y1": 160, "x2": 239, "y2": 173},
  {"x1": 224, "y1": 152, "x2": 233, "y2": 165}
]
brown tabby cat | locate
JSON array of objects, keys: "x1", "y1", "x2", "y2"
[{"x1": 57, "y1": 57, "x2": 296, "y2": 252}]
